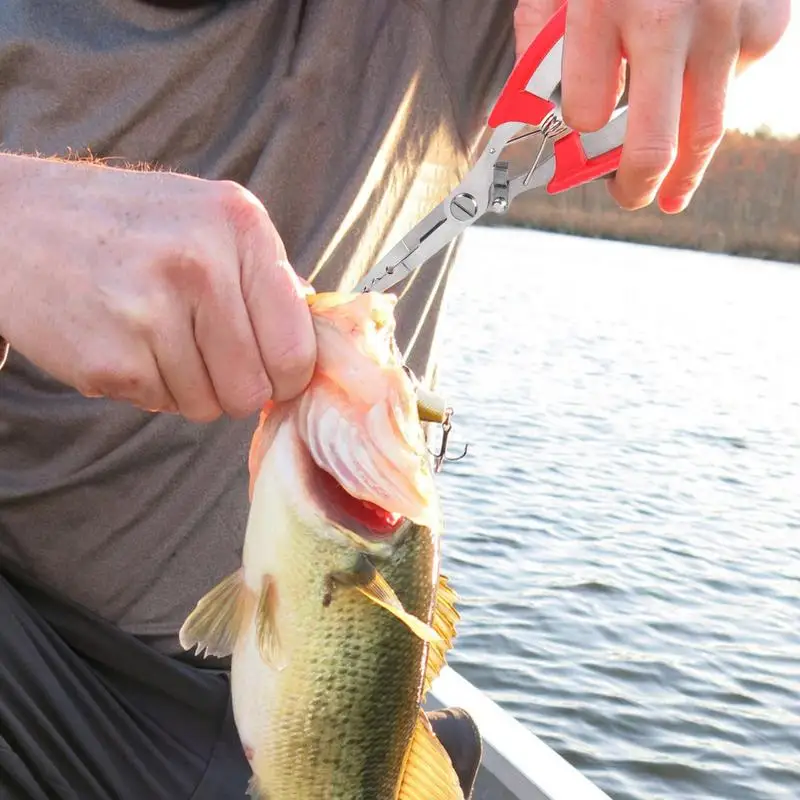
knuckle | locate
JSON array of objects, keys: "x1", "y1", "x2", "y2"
[
  {"x1": 650, "y1": 0, "x2": 695, "y2": 26},
  {"x1": 77, "y1": 357, "x2": 149, "y2": 402},
  {"x1": 138, "y1": 223, "x2": 220, "y2": 301},
  {"x1": 665, "y1": 178, "x2": 699, "y2": 199},
  {"x1": 662, "y1": 158, "x2": 712, "y2": 200},
  {"x1": 99, "y1": 284, "x2": 160, "y2": 337},
  {"x1": 216, "y1": 180, "x2": 286, "y2": 274},
  {"x1": 152, "y1": 246, "x2": 213, "y2": 297},
  {"x1": 222, "y1": 378, "x2": 272, "y2": 419},
  {"x1": 662, "y1": 166, "x2": 700, "y2": 197},
  {"x1": 268, "y1": 335, "x2": 317, "y2": 400},
  {"x1": 217, "y1": 180, "x2": 270, "y2": 240},
  {"x1": 688, "y1": 121, "x2": 725, "y2": 157},
  {"x1": 625, "y1": 141, "x2": 677, "y2": 176}
]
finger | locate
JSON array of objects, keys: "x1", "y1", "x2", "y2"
[
  {"x1": 740, "y1": 0, "x2": 792, "y2": 65},
  {"x1": 151, "y1": 316, "x2": 224, "y2": 422},
  {"x1": 657, "y1": 11, "x2": 739, "y2": 213},
  {"x1": 561, "y1": 0, "x2": 624, "y2": 132},
  {"x1": 614, "y1": 58, "x2": 629, "y2": 108},
  {"x1": 77, "y1": 343, "x2": 176, "y2": 413},
  {"x1": 513, "y1": 0, "x2": 564, "y2": 58},
  {"x1": 194, "y1": 278, "x2": 273, "y2": 419},
  {"x1": 242, "y1": 238, "x2": 316, "y2": 403},
  {"x1": 214, "y1": 182, "x2": 314, "y2": 408},
  {"x1": 608, "y1": 4, "x2": 693, "y2": 210},
  {"x1": 128, "y1": 366, "x2": 178, "y2": 414}
]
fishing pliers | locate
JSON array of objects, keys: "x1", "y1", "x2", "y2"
[{"x1": 357, "y1": 1, "x2": 628, "y2": 295}]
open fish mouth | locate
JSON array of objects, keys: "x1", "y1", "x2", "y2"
[
  {"x1": 293, "y1": 377, "x2": 437, "y2": 535},
  {"x1": 307, "y1": 455, "x2": 407, "y2": 540}
]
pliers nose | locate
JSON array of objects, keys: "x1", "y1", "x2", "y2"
[{"x1": 357, "y1": 1, "x2": 629, "y2": 297}]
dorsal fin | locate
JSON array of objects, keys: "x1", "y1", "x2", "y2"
[
  {"x1": 396, "y1": 710, "x2": 464, "y2": 800},
  {"x1": 422, "y1": 574, "x2": 460, "y2": 699}
]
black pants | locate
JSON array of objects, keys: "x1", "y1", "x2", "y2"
[
  {"x1": 0, "y1": 569, "x2": 482, "y2": 800},
  {"x1": 0, "y1": 567, "x2": 249, "y2": 800}
]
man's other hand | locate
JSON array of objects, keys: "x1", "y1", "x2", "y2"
[
  {"x1": 514, "y1": 0, "x2": 791, "y2": 213},
  {"x1": 0, "y1": 154, "x2": 316, "y2": 422}
]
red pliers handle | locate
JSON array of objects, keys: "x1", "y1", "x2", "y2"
[
  {"x1": 357, "y1": 1, "x2": 628, "y2": 294},
  {"x1": 490, "y1": 1, "x2": 626, "y2": 194}
]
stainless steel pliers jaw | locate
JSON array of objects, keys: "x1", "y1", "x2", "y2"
[{"x1": 357, "y1": 2, "x2": 628, "y2": 295}]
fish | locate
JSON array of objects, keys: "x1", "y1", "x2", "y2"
[{"x1": 179, "y1": 291, "x2": 464, "y2": 800}]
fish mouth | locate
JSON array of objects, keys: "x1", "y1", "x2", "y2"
[{"x1": 307, "y1": 458, "x2": 406, "y2": 540}]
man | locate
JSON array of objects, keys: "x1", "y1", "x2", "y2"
[{"x1": 0, "y1": 1, "x2": 789, "y2": 798}]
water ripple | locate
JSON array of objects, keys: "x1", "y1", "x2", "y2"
[{"x1": 434, "y1": 228, "x2": 800, "y2": 800}]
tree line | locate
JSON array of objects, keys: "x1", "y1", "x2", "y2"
[{"x1": 479, "y1": 129, "x2": 799, "y2": 264}]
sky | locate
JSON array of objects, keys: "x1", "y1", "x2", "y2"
[{"x1": 725, "y1": 1, "x2": 799, "y2": 135}]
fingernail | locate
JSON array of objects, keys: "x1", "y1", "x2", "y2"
[{"x1": 659, "y1": 195, "x2": 689, "y2": 214}]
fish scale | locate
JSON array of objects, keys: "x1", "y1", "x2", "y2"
[{"x1": 243, "y1": 521, "x2": 438, "y2": 799}]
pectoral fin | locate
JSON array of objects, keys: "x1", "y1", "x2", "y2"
[
  {"x1": 179, "y1": 569, "x2": 284, "y2": 670},
  {"x1": 397, "y1": 710, "x2": 464, "y2": 800},
  {"x1": 354, "y1": 570, "x2": 441, "y2": 644},
  {"x1": 246, "y1": 774, "x2": 262, "y2": 799},
  {"x1": 423, "y1": 574, "x2": 460, "y2": 699},
  {"x1": 326, "y1": 555, "x2": 440, "y2": 644},
  {"x1": 178, "y1": 568, "x2": 246, "y2": 658}
]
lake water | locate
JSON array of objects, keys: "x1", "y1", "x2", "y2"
[{"x1": 432, "y1": 227, "x2": 800, "y2": 800}]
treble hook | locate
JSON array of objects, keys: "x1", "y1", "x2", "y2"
[{"x1": 429, "y1": 407, "x2": 469, "y2": 474}]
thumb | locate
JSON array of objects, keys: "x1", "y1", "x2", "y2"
[{"x1": 513, "y1": 0, "x2": 565, "y2": 60}]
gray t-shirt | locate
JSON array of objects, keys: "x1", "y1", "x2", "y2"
[{"x1": 0, "y1": 0, "x2": 514, "y2": 656}]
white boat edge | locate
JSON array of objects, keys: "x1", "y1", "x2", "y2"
[{"x1": 426, "y1": 666, "x2": 613, "y2": 800}]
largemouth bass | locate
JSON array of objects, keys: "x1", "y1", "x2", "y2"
[{"x1": 179, "y1": 291, "x2": 463, "y2": 800}]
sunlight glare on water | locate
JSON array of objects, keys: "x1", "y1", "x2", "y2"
[{"x1": 432, "y1": 227, "x2": 800, "y2": 800}]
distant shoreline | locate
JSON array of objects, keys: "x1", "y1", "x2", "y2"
[
  {"x1": 476, "y1": 130, "x2": 800, "y2": 266},
  {"x1": 477, "y1": 214, "x2": 799, "y2": 265}
]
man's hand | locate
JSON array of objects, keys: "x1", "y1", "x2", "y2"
[
  {"x1": 514, "y1": 0, "x2": 791, "y2": 212},
  {"x1": 0, "y1": 153, "x2": 316, "y2": 422}
]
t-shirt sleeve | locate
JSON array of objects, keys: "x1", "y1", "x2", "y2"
[{"x1": 416, "y1": 0, "x2": 517, "y2": 153}]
